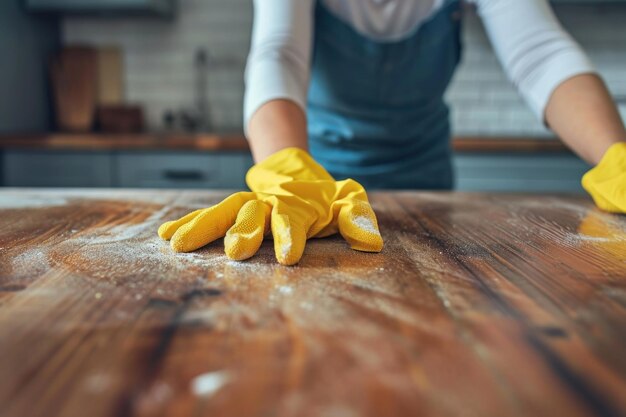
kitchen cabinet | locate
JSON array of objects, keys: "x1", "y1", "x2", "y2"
[
  {"x1": 1, "y1": 189, "x2": 624, "y2": 417},
  {"x1": 453, "y1": 154, "x2": 590, "y2": 193},
  {"x1": 2, "y1": 151, "x2": 113, "y2": 187},
  {"x1": 2, "y1": 150, "x2": 253, "y2": 189},
  {"x1": 115, "y1": 152, "x2": 252, "y2": 189},
  {"x1": 2, "y1": 150, "x2": 589, "y2": 192},
  {"x1": 0, "y1": 135, "x2": 589, "y2": 192},
  {"x1": 25, "y1": 0, "x2": 175, "y2": 17}
]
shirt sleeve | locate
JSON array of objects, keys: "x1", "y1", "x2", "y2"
[
  {"x1": 244, "y1": 0, "x2": 315, "y2": 132},
  {"x1": 471, "y1": 0, "x2": 596, "y2": 121}
]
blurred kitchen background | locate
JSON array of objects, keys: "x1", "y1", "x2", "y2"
[{"x1": 1, "y1": 0, "x2": 625, "y2": 191}]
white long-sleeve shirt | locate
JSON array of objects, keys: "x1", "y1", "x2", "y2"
[{"x1": 244, "y1": 0, "x2": 595, "y2": 128}]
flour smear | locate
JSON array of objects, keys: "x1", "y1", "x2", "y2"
[
  {"x1": 353, "y1": 216, "x2": 379, "y2": 235},
  {"x1": 191, "y1": 371, "x2": 231, "y2": 397},
  {"x1": 0, "y1": 194, "x2": 67, "y2": 209}
]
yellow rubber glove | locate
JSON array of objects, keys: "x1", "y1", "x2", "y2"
[
  {"x1": 158, "y1": 148, "x2": 383, "y2": 265},
  {"x1": 582, "y1": 142, "x2": 626, "y2": 213}
]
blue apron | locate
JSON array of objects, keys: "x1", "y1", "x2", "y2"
[{"x1": 307, "y1": 0, "x2": 463, "y2": 189}]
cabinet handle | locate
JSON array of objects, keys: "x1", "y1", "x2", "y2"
[{"x1": 162, "y1": 169, "x2": 206, "y2": 181}]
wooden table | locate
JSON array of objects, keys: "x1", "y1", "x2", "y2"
[{"x1": 0, "y1": 189, "x2": 625, "y2": 417}]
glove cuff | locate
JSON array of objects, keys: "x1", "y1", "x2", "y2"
[
  {"x1": 598, "y1": 142, "x2": 626, "y2": 167},
  {"x1": 246, "y1": 147, "x2": 334, "y2": 192}
]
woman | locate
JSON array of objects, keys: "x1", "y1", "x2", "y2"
[{"x1": 159, "y1": 0, "x2": 625, "y2": 265}]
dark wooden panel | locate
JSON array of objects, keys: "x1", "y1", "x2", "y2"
[{"x1": 0, "y1": 190, "x2": 624, "y2": 417}]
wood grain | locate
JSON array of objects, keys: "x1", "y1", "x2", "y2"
[
  {"x1": 0, "y1": 134, "x2": 571, "y2": 153},
  {"x1": 0, "y1": 190, "x2": 624, "y2": 417}
]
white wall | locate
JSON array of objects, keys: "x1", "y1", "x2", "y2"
[{"x1": 63, "y1": 1, "x2": 626, "y2": 136}]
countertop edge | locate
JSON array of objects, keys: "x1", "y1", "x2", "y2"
[{"x1": 0, "y1": 133, "x2": 571, "y2": 153}]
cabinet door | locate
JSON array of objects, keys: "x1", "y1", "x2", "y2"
[
  {"x1": 3, "y1": 151, "x2": 113, "y2": 187},
  {"x1": 115, "y1": 152, "x2": 253, "y2": 189},
  {"x1": 25, "y1": 0, "x2": 175, "y2": 16},
  {"x1": 453, "y1": 154, "x2": 590, "y2": 193}
]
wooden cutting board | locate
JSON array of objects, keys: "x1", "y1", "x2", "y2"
[
  {"x1": 50, "y1": 46, "x2": 98, "y2": 132},
  {"x1": 96, "y1": 46, "x2": 124, "y2": 106},
  {"x1": 0, "y1": 190, "x2": 625, "y2": 417}
]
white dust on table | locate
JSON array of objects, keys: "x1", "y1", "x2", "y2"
[
  {"x1": 171, "y1": 250, "x2": 225, "y2": 266},
  {"x1": 25, "y1": 205, "x2": 285, "y2": 280},
  {"x1": 87, "y1": 222, "x2": 156, "y2": 244},
  {"x1": 9, "y1": 204, "x2": 393, "y2": 319},
  {"x1": 299, "y1": 301, "x2": 314, "y2": 311},
  {"x1": 316, "y1": 404, "x2": 361, "y2": 417},
  {"x1": 9, "y1": 215, "x2": 233, "y2": 282},
  {"x1": 225, "y1": 259, "x2": 274, "y2": 270},
  {"x1": 65, "y1": 204, "x2": 234, "y2": 270},
  {"x1": 564, "y1": 232, "x2": 626, "y2": 245},
  {"x1": 135, "y1": 381, "x2": 174, "y2": 413},
  {"x1": 83, "y1": 372, "x2": 115, "y2": 393},
  {"x1": 352, "y1": 216, "x2": 379, "y2": 235},
  {"x1": 68, "y1": 205, "x2": 270, "y2": 271},
  {"x1": 278, "y1": 285, "x2": 294, "y2": 295},
  {"x1": 11, "y1": 247, "x2": 50, "y2": 270},
  {"x1": 573, "y1": 234, "x2": 616, "y2": 243},
  {"x1": 88, "y1": 205, "x2": 172, "y2": 244},
  {"x1": 144, "y1": 381, "x2": 173, "y2": 403},
  {"x1": 191, "y1": 371, "x2": 231, "y2": 397},
  {"x1": 0, "y1": 194, "x2": 68, "y2": 209}
]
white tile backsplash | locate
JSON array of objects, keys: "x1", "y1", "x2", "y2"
[
  {"x1": 63, "y1": 2, "x2": 626, "y2": 135},
  {"x1": 446, "y1": 4, "x2": 626, "y2": 137}
]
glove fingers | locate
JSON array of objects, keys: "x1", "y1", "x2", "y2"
[
  {"x1": 169, "y1": 193, "x2": 252, "y2": 253},
  {"x1": 337, "y1": 199, "x2": 384, "y2": 252},
  {"x1": 224, "y1": 200, "x2": 271, "y2": 261},
  {"x1": 158, "y1": 208, "x2": 205, "y2": 240},
  {"x1": 271, "y1": 211, "x2": 307, "y2": 266}
]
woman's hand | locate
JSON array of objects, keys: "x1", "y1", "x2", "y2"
[{"x1": 158, "y1": 148, "x2": 383, "y2": 265}]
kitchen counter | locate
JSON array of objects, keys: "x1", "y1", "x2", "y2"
[
  {"x1": 1, "y1": 189, "x2": 624, "y2": 417},
  {"x1": 0, "y1": 133, "x2": 572, "y2": 153}
]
